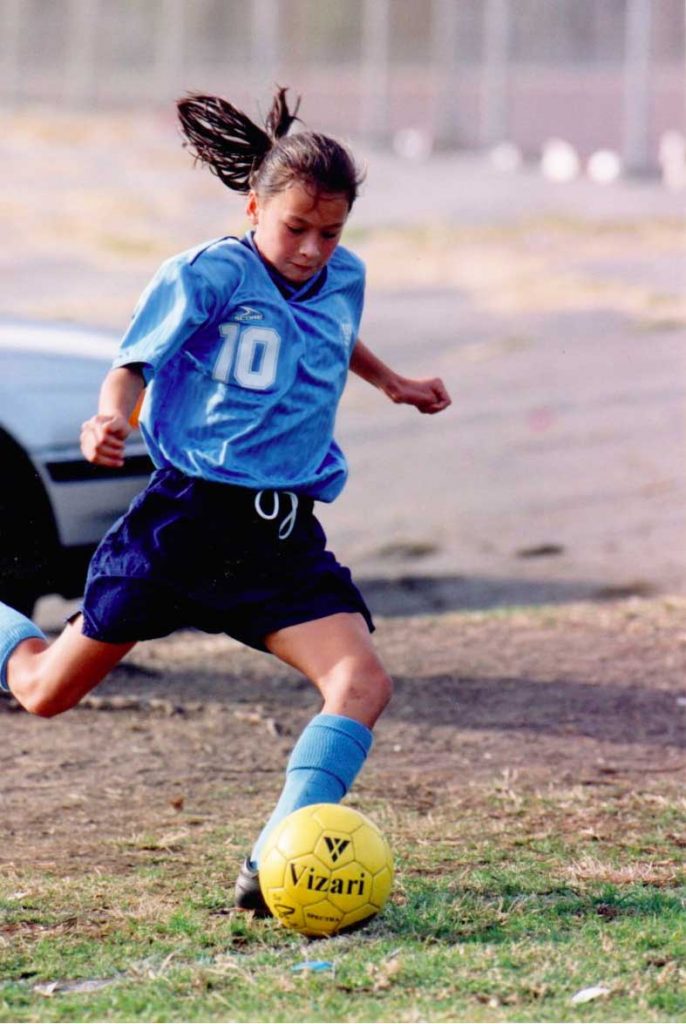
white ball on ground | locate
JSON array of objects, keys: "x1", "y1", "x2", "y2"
[
  {"x1": 587, "y1": 149, "x2": 622, "y2": 184},
  {"x1": 541, "y1": 139, "x2": 580, "y2": 183}
]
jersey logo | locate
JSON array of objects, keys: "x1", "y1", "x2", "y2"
[
  {"x1": 340, "y1": 320, "x2": 354, "y2": 346},
  {"x1": 234, "y1": 305, "x2": 264, "y2": 323}
]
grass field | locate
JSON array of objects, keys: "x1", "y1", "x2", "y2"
[
  {"x1": 3, "y1": 601, "x2": 686, "y2": 1023},
  {"x1": 2, "y1": 787, "x2": 686, "y2": 1022}
]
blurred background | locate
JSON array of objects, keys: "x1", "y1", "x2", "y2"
[
  {"x1": 1, "y1": 0, "x2": 684, "y2": 170},
  {"x1": 1, "y1": 0, "x2": 685, "y2": 624}
]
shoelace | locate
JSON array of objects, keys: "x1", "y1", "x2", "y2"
[{"x1": 254, "y1": 489, "x2": 299, "y2": 540}]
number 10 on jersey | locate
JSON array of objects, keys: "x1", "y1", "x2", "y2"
[{"x1": 213, "y1": 323, "x2": 281, "y2": 391}]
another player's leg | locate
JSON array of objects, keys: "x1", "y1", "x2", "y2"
[
  {"x1": 235, "y1": 611, "x2": 392, "y2": 913},
  {"x1": 1, "y1": 604, "x2": 135, "y2": 717}
]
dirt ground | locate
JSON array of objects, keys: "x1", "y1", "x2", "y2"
[
  {"x1": 3, "y1": 598, "x2": 686, "y2": 878},
  {"x1": 1, "y1": 109, "x2": 685, "y2": 881}
]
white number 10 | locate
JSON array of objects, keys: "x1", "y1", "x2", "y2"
[{"x1": 212, "y1": 323, "x2": 281, "y2": 390}]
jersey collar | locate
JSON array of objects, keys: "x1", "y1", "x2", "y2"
[{"x1": 240, "y1": 232, "x2": 328, "y2": 302}]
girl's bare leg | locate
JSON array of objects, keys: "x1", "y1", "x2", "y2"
[
  {"x1": 264, "y1": 611, "x2": 392, "y2": 726},
  {"x1": 241, "y1": 612, "x2": 392, "y2": 874},
  {"x1": 7, "y1": 616, "x2": 135, "y2": 718}
]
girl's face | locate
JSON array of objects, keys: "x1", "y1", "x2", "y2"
[{"x1": 246, "y1": 183, "x2": 350, "y2": 284}]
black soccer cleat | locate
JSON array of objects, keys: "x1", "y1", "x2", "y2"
[{"x1": 234, "y1": 858, "x2": 272, "y2": 917}]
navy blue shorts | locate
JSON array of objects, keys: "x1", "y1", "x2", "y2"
[{"x1": 80, "y1": 467, "x2": 374, "y2": 651}]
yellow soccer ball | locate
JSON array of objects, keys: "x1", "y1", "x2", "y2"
[{"x1": 259, "y1": 803, "x2": 394, "y2": 938}]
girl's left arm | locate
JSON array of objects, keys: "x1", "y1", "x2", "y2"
[{"x1": 349, "y1": 338, "x2": 451, "y2": 415}]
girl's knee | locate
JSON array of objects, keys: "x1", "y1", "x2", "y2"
[
  {"x1": 11, "y1": 663, "x2": 67, "y2": 718},
  {"x1": 368, "y1": 664, "x2": 393, "y2": 713},
  {"x1": 9, "y1": 626, "x2": 132, "y2": 717},
  {"x1": 22, "y1": 691, "x2": 63, "y2": 719},
  {"x1": 10, "y1": 648, "x2": 85, "y2": 718},
  {"x1": 324, "y1": 657, "x2": 393, "y2": 725}
]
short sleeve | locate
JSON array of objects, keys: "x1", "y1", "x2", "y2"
[
  {"x1": 335, "y1": 246, "x2": 366, "y2": 349},
  {"x1": 348, "y1": 259, "x2": 366, "y2": 341},
  {"x1": 113, "y1": 256, "x2": 215, "y2": 376}
]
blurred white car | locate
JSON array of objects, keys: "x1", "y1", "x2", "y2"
[{"x1": 0, "y1": 319, "x2": 152, "y2": 613}]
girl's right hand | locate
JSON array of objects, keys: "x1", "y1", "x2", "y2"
[{"x1": 80, "y1": 413, "x2": 132, "y2": 468}]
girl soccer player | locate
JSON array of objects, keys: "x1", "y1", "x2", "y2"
[{"x1": 0, "y1": 88, "x2": 450, "y2": 913}]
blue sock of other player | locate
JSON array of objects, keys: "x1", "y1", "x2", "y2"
[
  {"x1": 0, "y1": 602, "x2": 46, "y2": 692},
  {"x1": 250, "y1": 712, "x2": 373, "y2": 868}
]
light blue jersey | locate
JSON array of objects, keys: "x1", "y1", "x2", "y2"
[{"x1": 113, "y1": 236, "x2": 365, "y2": 501}]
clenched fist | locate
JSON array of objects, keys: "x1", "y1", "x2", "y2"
[
  {"x1": 386, "y1": 375, "x2": 452, "y2": 414},
  {"x1": 80, "y1": 413, "x2": 131, "y2": 468}
]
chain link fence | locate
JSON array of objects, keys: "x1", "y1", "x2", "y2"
[{"x1": 1, "y1": 0, "x2": 684, "y2": 168}]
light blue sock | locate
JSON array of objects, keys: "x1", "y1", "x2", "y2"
[
  {"x1": 0, "y1": 602, "x2": 46, "y2": 692},
  {"x1": 250, "y1": 712, "x2": 373, "y2": 868}
]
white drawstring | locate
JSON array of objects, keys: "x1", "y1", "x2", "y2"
[{"x1": 254, "y1": 490, "x2": 299, "y2": 540}]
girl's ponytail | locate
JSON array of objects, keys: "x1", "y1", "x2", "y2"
[
  {"x1": 264, "y1": 87, "x2": 301, "y2": 143},
  {"x1": 178, "y1": 86, "x2": 363, "y2": 208},
  {"x1": 177, "y1": 87, "x2": 300, "y2": 194}
]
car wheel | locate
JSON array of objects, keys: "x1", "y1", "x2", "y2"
[{"x1": 0, "y1": 432, "x2": 58, "y2": 617}]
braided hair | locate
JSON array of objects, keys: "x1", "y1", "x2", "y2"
[{"x1": 177, "y1": 87, "x2": 364, "y2": 208}]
